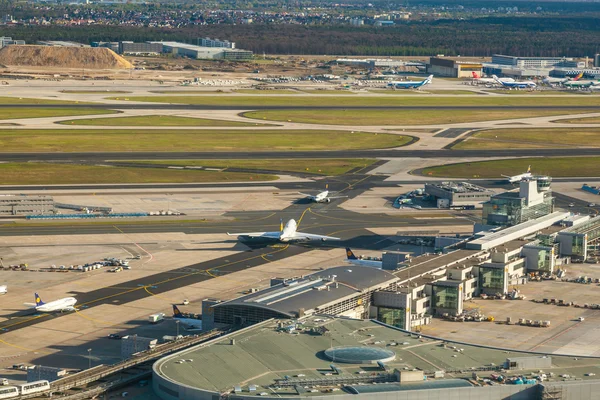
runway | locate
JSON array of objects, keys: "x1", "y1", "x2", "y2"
[
  {"x1": 1, "y1": 148, "x2": 600, "y2": 163},
  {"x1": 2, "y1": 104, "x2": 600, "y2": 111}
]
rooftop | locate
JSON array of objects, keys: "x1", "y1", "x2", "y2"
[
  {"x1": 154, "y1": 317, "x2": 600, "y2": 398},
  {"x1": 214, "y1": 266, "x2": 398, "y2": 317}
]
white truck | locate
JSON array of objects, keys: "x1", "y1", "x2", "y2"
[{"x1": 149, "y1": 313, "x2": 165, "y2": 324}]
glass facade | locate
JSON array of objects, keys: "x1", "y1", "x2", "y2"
[
  {"x1": 377, "y1": 307, "x2": 406, "y2": 329},
  {"x1": 483, "y1": 195, "x2": 554, "y2": 227},
  {"x1": 480, "y1": 267, "x2": 505, "y2": 290},
  {"x1": 432, "y1": 285, "x2": 459, "y2": 312},
  {"x1": 213, "y1": 305, "x2": 290, "y2": 328}
]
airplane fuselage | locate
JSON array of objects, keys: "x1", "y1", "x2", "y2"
[
  {"x1": 36, "y1": 297, "x2": 77, "y2": 312},
  {"x1": 0, "y1": 285, "x2": 6, "y2": 295}
]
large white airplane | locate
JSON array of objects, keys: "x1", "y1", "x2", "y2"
[
  {"x1": 299, "y1": 190, "x2": 347, "y2": 203},
  {"x1": 502, "y1": 165, "x2": 532, "y2": 183},
  {"x1": 471, "y1": 72, "x2": 514, "y2": 84},
  {"x1": 542, "y1": 76, "x2": 570, "y2": 85},
  {"x1": 172, "y1": 305, "x2": 202, "y2": 331},
  {"x1": 0, "y1": 285, "x2": 6, "y2": 295},
  {"x1": 227, "y1": 219, "x2": 340, "y2": 242},
  {"x1": 492, "y1": 75, "x2": 536, "y2": 89},
  {"x1": 564, "y1": 80, "x2": 600, "y2": 89},
  {"x1": 25, "y1": 292, "x2": 77, "y2": 313},
  {"x1": 345, "y1": 248, "x2": 382, "y2": 268},
  {"x1": 387, "y1": 75, "x2": 433, "y2": 89}
]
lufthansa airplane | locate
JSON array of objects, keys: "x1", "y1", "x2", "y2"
[
  {"x1": 172, "y1": 305, "x2": 203, "y2": 331},
  {"x1": 25, "y1": 292, "x2": 77, "y2": 313},
  {"x1": 227, "y1": 219, "x2": 340, "y2": 242}
]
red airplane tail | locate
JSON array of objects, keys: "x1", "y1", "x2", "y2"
[{"x1": 472, "y1": 71, "x2": 481, "y2": 79}]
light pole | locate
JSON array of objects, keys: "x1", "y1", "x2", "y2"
[
  {"x1": 176, "y1": 320, "x2": 180, "y2": 337},
  {"x1": 87, "y1": 348, "x2": 92, "y2": 370}
]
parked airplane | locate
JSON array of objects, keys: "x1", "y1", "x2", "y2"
[
  {"x1": 299, "y1": 190, "x2": 347, "y2": 203},
  {"x1": 471, "y1": 72, "x2": 514, "y2": 84},
  {"x1": 25, "y1": 292, "x2": 77, "y2": 312},
  {"x1": 227, "y1": 219, "x2": 340, "y2": 242},
  {"x1": 492, "y1": 75, "x2": 536, "y2": 89},
  {"x1": 387, "y1": 75, "x2": 433, "y2": 89},
  {"x1": 0, "y1": 285, "x2": 6, "y2": 295},
  {"x1": 345, "y1": 248, "x2": 382, "y2": 268},
  {"x1": 542, "y1": 76, "x2": 570, "y2": 85},
  {"x1": 564, "y1": 79, "x2": 600, "y2": 89},
  {"x1": 172, "y1": 305, "x2": 202, "y2": 331},
  {"x1": 502, "y1": 165, "x2": 532, "y2": 183}
]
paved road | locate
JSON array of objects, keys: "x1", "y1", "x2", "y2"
[{"x1": 1, "y1": 148, "x2": 600, "y2": 162}]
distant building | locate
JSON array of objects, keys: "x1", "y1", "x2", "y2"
[
  {"x1": 427, "y1": 57, "x2": 483, "y2": 78},
  {"x1": 424, "y1": 182, "x2": 494, "y2": 209},
  {"x1": 482, "y1": 177, "x2": 553, "y2": 227},
  {"x1": 595, "y1": 54, "x2": 600, "y2": 68},
  {"x1": 150, "y1": 41, "x2": 252, "y2": 61},
  {"x1": 0, "y1": 195, "x2": 54, "y2": 216},
  {"x1": 374, "y1": 20, "x2": 394, "y2": 26},
  {"x1": 0, "y1": 36, "x2": 24, "y2": 48},
  {"x1": 491, "y1": 54, "x2": 579, "y2": 69},
  {"x1": 199, "y1": 37, "x2": 235, "y2": 49},
  {"x1": 118, "y1": 41, "x2": 163, "y2": 55},
  {"x1": 27, "y1": 366, "x2": 66, "y2": 382},
  {"x1": 37, "y1": 41, "x2": 88, "y2": 47},
  {"x1": 91, "y1": 41, "x2": 119, "y2": 53},
  {"x1": 350, "y1": 18, "x2": 364, "y2": 26}
]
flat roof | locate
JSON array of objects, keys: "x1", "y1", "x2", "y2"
[
  {"x1": 215, "y1": 266, "x2": 398, "y2": 316},
  {"x1": 394, "y1": 249, "x2": 481, "y2": 285},
  {"x1": 154, "y1": 317, "x2": 600, "y2": 397}
]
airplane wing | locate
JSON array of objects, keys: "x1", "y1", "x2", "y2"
[
  {"x1": 227, "y1": 231, "x2": 280, "y2": 238},
  {"x1": 292, "y1": 231, "x2": 341, "y2": 241},
  {"x1": 298, "y1": 192, "x2": 314, "y2": 197},
  {"x1": 23, "y1": 302, "x2": 36, "y2": 307},
  {"x1": 327, "y1": 196, "x2": 348, "y2": 200}
]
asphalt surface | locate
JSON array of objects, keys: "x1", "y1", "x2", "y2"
[
  {"x1": 3, "y1": 104, "x2": 600, "y2": 110},
  {"x1": 2, "y1": 148, "x2": 600, "y2": 163}
]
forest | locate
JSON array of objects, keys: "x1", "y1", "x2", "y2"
[{"x1": 2, "y1": 16, "x2": 599, "y2": 57}]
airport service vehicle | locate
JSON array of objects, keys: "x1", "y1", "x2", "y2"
[
  {"x1": 492, "y1": 75, "x2": 536, "y2": 89},
  {"x1": 0, "y1": 285, "x2": 6, "y2": 295},
  {"x1": 471, "y1": 72, "x2": 514, "y2": 84},
  {"x1": 173, "y1": 305, "x2": 203, "y2": 331},
  {"x1": 502, "y1": 166, "x2": 532, "y2": 184},
  {"x1": 345, "y1": 248, "x2": 383, "y2": 268},
  {"x1": 227, "y1": 219, "x2": 340, "y2": 242},
  {"x1": 0, "y1": 379, "x2": 8, "y2": 386},
  {"x1": 182, "y1": 299, "x2": 190, "y2": 305},
  {"x1": 149, "y1": 313, "x2": 165, "y2": 324},
  {"x1": 26, "y1": 293, "x2": 77, "y2": 313},
  {"x1": 298, "y1": 190, "x2": 347, "y2": 203},
  {"x1": 589, "y1": 203, "x2": 596, "y2": 207},
  {"x1": 387, "y1": 75, "x2": 433, "y2": 90}
]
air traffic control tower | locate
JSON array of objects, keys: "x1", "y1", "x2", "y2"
[{"x1": 482, "y1": 176, "x2": 553, "y2": 227}]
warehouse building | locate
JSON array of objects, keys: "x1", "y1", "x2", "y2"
[
  {"x1": 427, "y1": 57, "x2": 483, "y2": 78},
  {"x1": 424, "y1": 181, "x2": 495, "y2": 209},
  {"x1": 118, "y1": 41, "x2": 163, "y2": 55},
  {"x1": 491, "y1": 55, "x2": 581, "y2": 69},
  {"x1": 27, "y1": 366, "x2": 66, "y2": 383},
  {"x1": 151, "y1": 41, "x2": 253, "y2": 60}
]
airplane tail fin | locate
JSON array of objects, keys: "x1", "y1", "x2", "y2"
[
  {"x1": 346, "y1": 248, "x2": 358, "y2": 260},
  {"x1": 280, "y1": 218, "x2": 284, "y2": 232},
  {"x1": 35, "y1": 293, "x2": 45, "y2": 306},
  {"x1": 472, "y1": 71, "x2": 480, "y2": 79},
  {"x1": 173, "y1": 304, "x2": 182, "y2": 317},
  {"x1": 527, "y1": 165, "x2": 531, "y2": 173},
  {"x1": 573, "y1": 72, "x2": 584, "y2": 81}
]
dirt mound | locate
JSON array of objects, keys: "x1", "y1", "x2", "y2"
[{"x1": 0, "y1": 45, "x2": 133, "y2": 69}]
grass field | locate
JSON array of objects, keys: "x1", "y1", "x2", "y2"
[
  {"x1": 113, "y1": 95, "x2": 600, "y2": 107},
  {"x1": 484, "y1": 90, "x2": 599, "y2": 96},
  {"x1": 58, "y1": 115, "x2": 266, "y2": 127},
  {"x1": 300, "y1": 90, "x2": 355, "y2": 95},
  {"x1": 128, "y1": 159, "x2": 377, "y2": 175},
  {"x1": 0, "y1": 97, "x2": 84, "y2": 104},
  {"x1": 235, "y1": 89, "x2": 299, "y2": 94},
  {"x1": 0, "y1": 108, "x2": 117, "y2": 120},
  {"x1": 558, "y1": 116, "x2": 600, "y2": 124},
  {"x1": 453, "y1": 128, "x2": 600, "y2": 149},
  {"x1": 60, "y1": 90, "x2": 131, "y2": 94},
  {"x1": 244, "y1": 109, "x2": 589, "y2": 126},
  {"x1": 0, "y1": 163, "x2": 276, "y2": 184},
  {"x1": 149, "y1": 90, "x2": 226, "y2": 94},
  {"x1": 0, "y1": 129, "x2": 411, "y2": 152},
  {"x1": 421, "y1": 157, "x2": 600, "y2": 178}
]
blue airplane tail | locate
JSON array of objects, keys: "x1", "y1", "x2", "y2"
[
  {"x1": 173, "y1": 304, "x2": 183, "y2": 318},
  {"x1": 35, "y1": 293, "x2": 45, "y2": 306},
  {"x1": 346, "y1": 248, "x2": 358, "y2": 260}
]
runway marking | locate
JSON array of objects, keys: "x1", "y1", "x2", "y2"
[
  {"x1": 0, "y1": 337, "x2": 50, "y2": 354},
  {"x1": 73, "y1": 308, "x2": 113, "y2": 326},
  {"x1": 297, "y1": 207, "x2": 311, "y2": 227},
  {"x1": 113, "y1": 225, "x2": 154, "y2": 264},
  {"x1": 144, "y1": 286, "x2": 179, "y2": 304}
]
